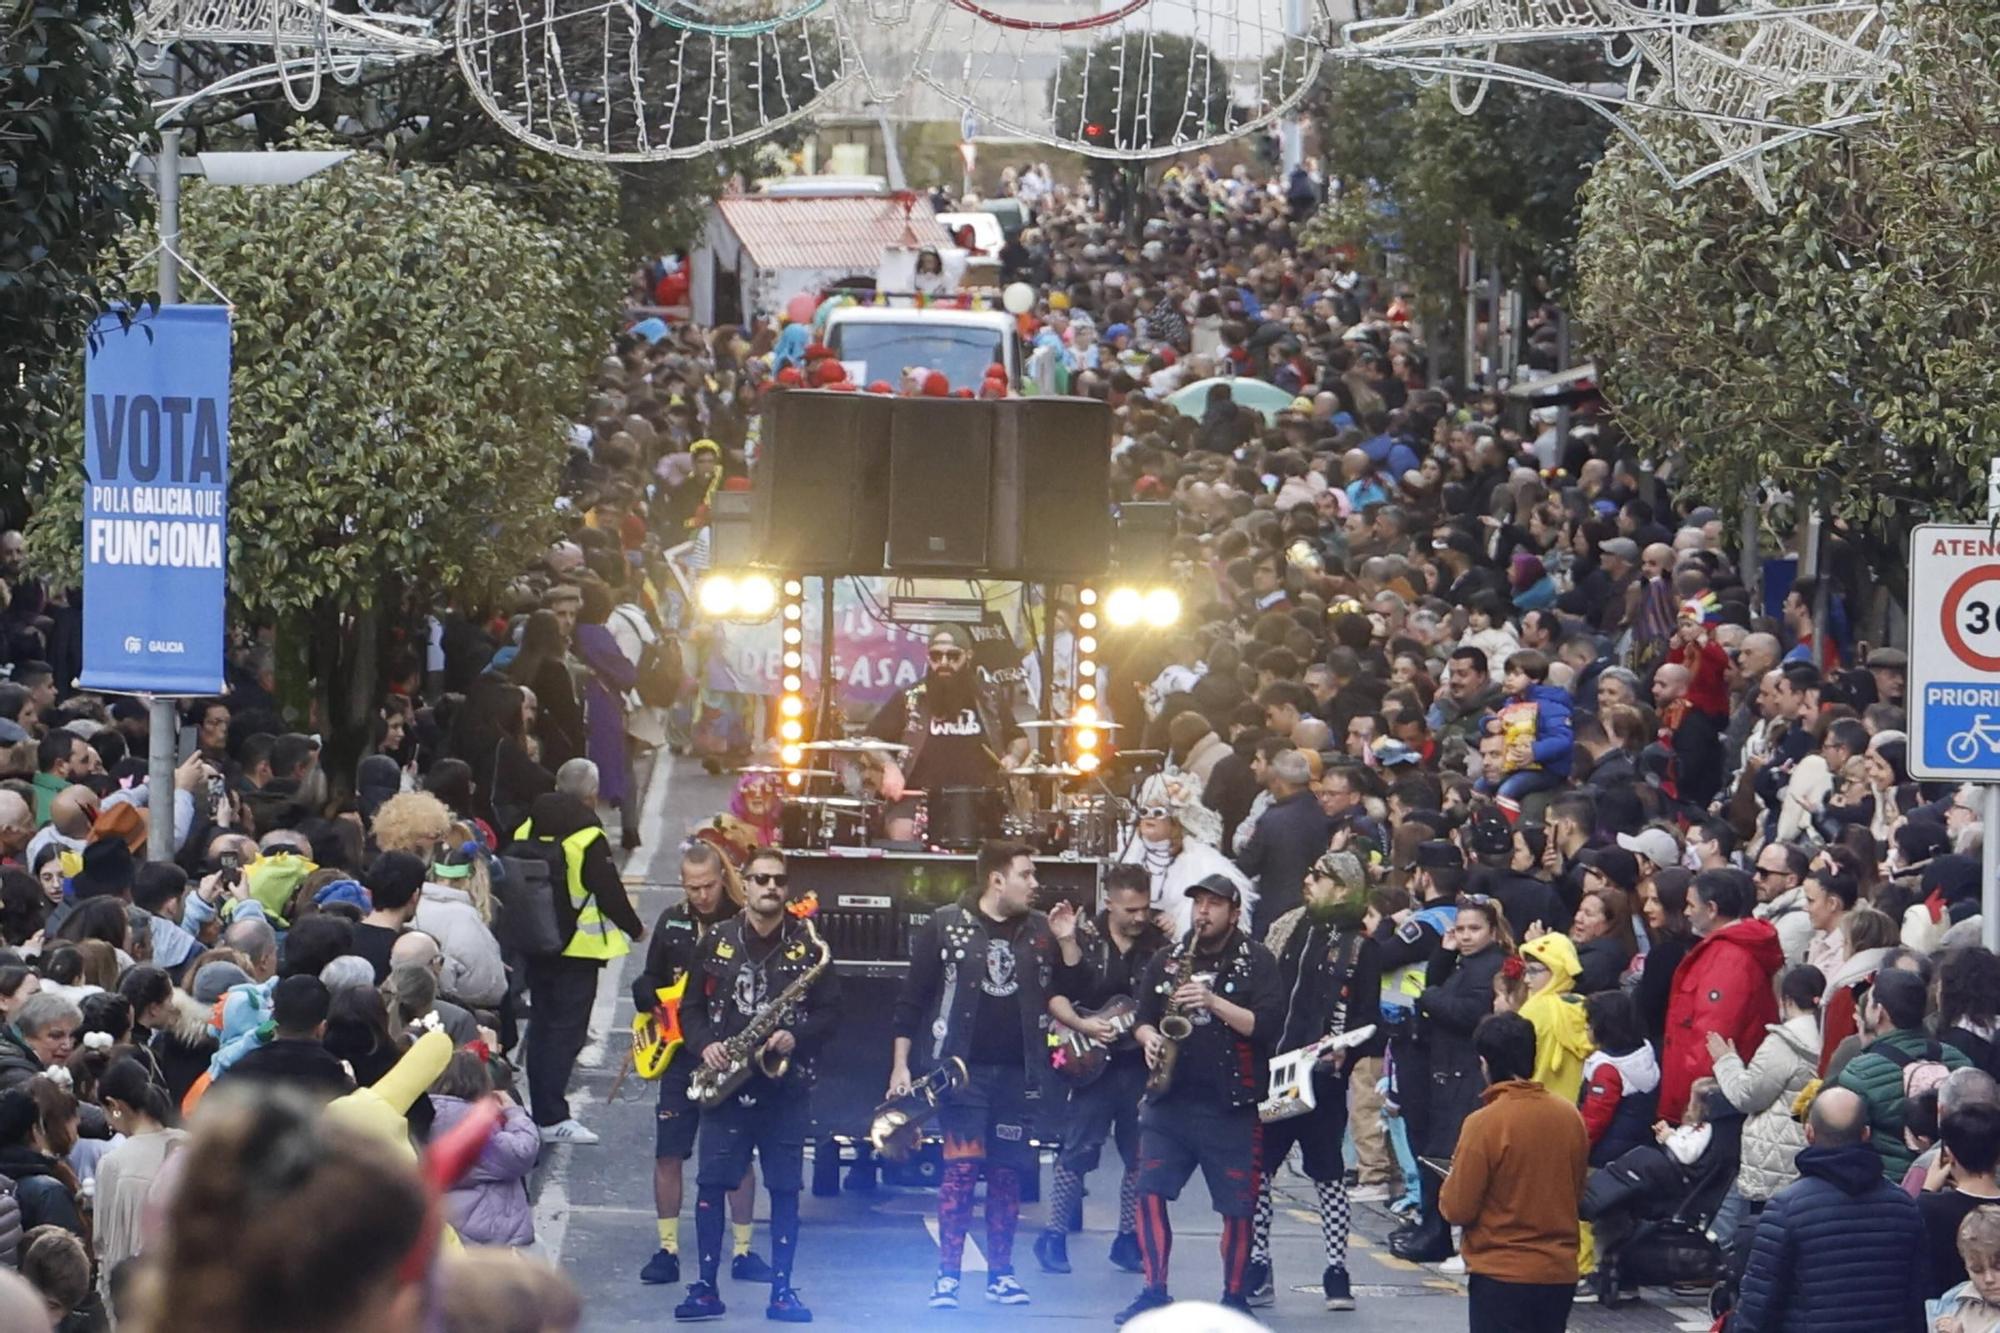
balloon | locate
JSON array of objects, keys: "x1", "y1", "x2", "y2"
[
  {"x1": 1002, "y1": 282, "x2": 1036, "y2": 315},
  {"x1": 785, "y1": 293, "x2": 817, "y2": 325}
]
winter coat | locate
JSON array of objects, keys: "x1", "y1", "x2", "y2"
[
  {"x1": 1496, "y1": 682, "x2": 1575, "y2": 779},
  {"x1": 1753, "y1": 887, "x2": 1815, "y2": 965},
  {"x1": 1659, "y1": 917, "x2": 1784, "y2": 1121},
  {"x1": 1573, "y1": 934, "x2": 1631, "y2": 996},
  {"x1": 1832, "y1": 1027, "x2": 1972, "y2": 1180},
  {"x1": 0, "y1": 1025, "x2": 42, "y2": 1092},
  {"x1": 1815, "y1": 945, "x2": 1891, "y2": 1074},
  {"x1": 413, "y1": 881, "x2": 508, "y2": 1009},
  {"x1": 1235, "y1": 789, "x2": 1335, "y2": 927},
  {"x1": 1713, "y1": 1012, "x2": 1820, "y2": 1201},
  {"x1": 1439, "y1": 1079, "x2": 1589, "y2": 1286},
  {"x1": 1180, "y1": 733, "x2": 1232, "y2": 787},
  {"x1": 0, "y1": 1146, "x2": 81, "y2": 1238},
  {"x1": 1730, "y1": 1142, "x2": 1927, "y2": 1333},
  {"x1": 148, "y1": 991, "x2": 219, "y2": 1107},
  {"x1": 432, "y1": 1094, "x2": 539, "y2": 1247},
  {"x1": 1578, "y1": 1043, "x2": 1660, "y2": 1167},
  {"x1": 1519, "y1": 934, "x2": 1593, "y2": 1104},
  {"x1": 1415, "y1": 944, "x2": 1506, "y2": 1156}
]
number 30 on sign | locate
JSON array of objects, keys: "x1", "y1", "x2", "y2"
[{"x1": 1909, "y1": 527, "x2": 2000, "y2": 780}]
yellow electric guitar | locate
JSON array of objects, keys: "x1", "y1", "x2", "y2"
[{"x1": 632, "y1": 975, "x2": 689, "y2": 1080}]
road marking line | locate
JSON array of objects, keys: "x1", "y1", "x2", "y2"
[{"x1": 922, "y1": 1215, "x2": 988, "y2": 1273}]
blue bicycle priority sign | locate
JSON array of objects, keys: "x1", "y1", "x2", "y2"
[{"x1": 1908, "y1": 524, "x2": 2000, "y2": 781}]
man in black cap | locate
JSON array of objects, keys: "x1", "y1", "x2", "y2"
[
  {"x1": 1117, "y1": 873, "x2": 1283, "y2": 1324},
  {"x1": 871, "y1": 624, "x2": 1028, "y2": 797},
  {"x1": 1463, "y1": 807, "x2": 1569, "y2": 941},
  {"x1": 1865, "y1": 647, "x2": 1906, "y2": 708}
]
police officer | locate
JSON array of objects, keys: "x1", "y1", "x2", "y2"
[
  {"x1": 1377, "y1": 842, "x2": 1462, "y2": 1249},
  {"x1": 1035, "y1": 864, "x2": 1168, "y2": 1277},
  {"x1": 674, "y1": 847, "x2": 840, "y2": 1324},
  {"x1": 633, "y1": 840, "x2": 768, "y2": 1288},
  {"x1": 1117, "y1": 873, "x2": 1284, "y2": 1325}
]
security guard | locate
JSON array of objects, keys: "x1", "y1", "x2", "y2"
[
  {"x1": 510, "y1": 760, "x2": 644, "y2": 1145},
  {"x1": 1375, "y1": 841, "x2": 1463, "y2": 1250}
]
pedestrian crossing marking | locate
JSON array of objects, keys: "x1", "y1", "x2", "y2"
[{"x1": 922, "y1": 1215, "x2": 988, "y2": 1273}]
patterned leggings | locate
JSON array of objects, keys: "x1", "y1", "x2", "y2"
[
  {"x1": 937, "y1": 1162, "x2": 1022, "y2": 1277},
  {"x1": 1136, "y1": 1193, "x2": 1253, "y2": 1296},
  {"x1": 1251, "y1": 1172, "x2": 1351, "y2": 1272},
  {"x1": 1043, "y1": 1161, "x2": 1142, "y2": 1237}
]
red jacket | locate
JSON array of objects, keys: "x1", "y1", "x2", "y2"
[{"x1": 1658, "y1": 917, "x2": 1785, "y2": 1121}]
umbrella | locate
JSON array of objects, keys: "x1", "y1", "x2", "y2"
[{"x1": 1166, "y1": 377, "x2": 1300, "y2": 426}]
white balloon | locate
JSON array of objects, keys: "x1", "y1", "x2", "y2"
[{"x1": 1002, "y1": 282, "x2": 1035, "y2": 315}]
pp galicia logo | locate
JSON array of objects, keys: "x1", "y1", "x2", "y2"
[{"x1": 123, "y1": 636, "x2": 142, "y2": 653}]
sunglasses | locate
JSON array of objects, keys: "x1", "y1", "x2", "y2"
[
  {"x1": 747, "y1": 872, "x2": 789, "y2": 887},
  {"x1": 1138, "y1": 806, "x2": 1172, "y2": 820},
  {"x1": 928, "y1": 649, "x2": 966, "y2": 663}
]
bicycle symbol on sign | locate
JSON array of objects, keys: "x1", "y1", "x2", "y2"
[{"x1": 1947, "y1": 715, "x2": 2000, "y2": 764}]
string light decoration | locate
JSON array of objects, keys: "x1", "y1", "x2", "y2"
[
  {"x1": 1072, "y1": 587, "x2": 1100, "y2": 774},
  {"x1": 778, "y1": 578, "x2": 808, "y2": 779}
]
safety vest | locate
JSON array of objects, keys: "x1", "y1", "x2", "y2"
[
  {"x1": 1381, "y1": 902, "x2": 1457, "y2": 1015},
  {"x1": 514, "y1": 819, "x2": 629, "y2": 962}
]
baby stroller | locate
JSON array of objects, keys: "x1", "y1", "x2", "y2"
[{"x1": 1579, "y1": 1092, "x2": 1743, "y2": 1308}]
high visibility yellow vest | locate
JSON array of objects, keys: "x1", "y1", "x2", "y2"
[{"x1": 515, "y1": 819, "x2": 629, "y2": 962}]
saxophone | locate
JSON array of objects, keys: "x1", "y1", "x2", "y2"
[
  {"x1": 1143, "y1": 929, "x2": 1200, "y2": 1102},
  {"x1": 688, "y1": 918, "x2": 833, "y2": 1109}
]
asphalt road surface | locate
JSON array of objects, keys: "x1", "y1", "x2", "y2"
[{"x1": 531, "y1": 750, "x2": 1707, "y2": 1332}]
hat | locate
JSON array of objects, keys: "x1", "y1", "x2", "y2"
[
  {"x1": 1104, "y1": 323, "x2": 1132, "y2": 342},
  {"x1": 1866, "y1": 647, "x2": 1908, "y2": 671},
  {"x1": 1185, "y1": 872, "x2": 1241, "y2": 904},
  {"x1": 313, "y1": 878, "x2": 372, "y2": 912},
  {"x1": 689, "y1": 439, "x2": 721, "y2": 458},
  {"x1": 1578, "y1": 846, "x2": 1641, "y2": 893},
  {"x1": 0, "y1": 719, "x2": 25, "y2": 746},
  {"x1": 1465, "y1": 808, "x2": 1513, "y2": 857},
  {"x1": 1136, "y1": 771, "x2": 1224, "y2": 848},
  {"x1": 1616, "y1": 827, "x2": 1679, "y2": 870},
  {"x1": 191, "y1": 961, "x2": 253, "y2": 1005},
  {"x1": 72, "y1": 838, "x2": 136, "y2": 900},
  {"x1": 1598, "y1": 537, "x2": 1640, "y2": 562},
  {"x1": 1289, "y1": 396, "x2": 1315, "y2": 414},
  {"x1": 1408, "y1": 840, "x2": 1463, "y2": 871},
  {"x1": 1371, "y1": 738, "x2": 1420, "y2": 768},
  {"x1": 928, "y1": 624, "x2": 973, "y2": 653},
  {"x1": 1432, "y1": 531, "x2": 1480, "y2": 559}
]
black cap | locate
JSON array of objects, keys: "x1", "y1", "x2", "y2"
[
  {"x1": 1465, "y1": 808, "x2": 1513, "y2": 857},
  {"x1": 1185, "y1": 873, "x2": 1242, "y2": 904},
  {"x1": 1408, "y1": 840, "x2": 1464, "y2": 872},
  {"x1": 1578, "y1": 847, "x2": 1641, "y2": 893}
]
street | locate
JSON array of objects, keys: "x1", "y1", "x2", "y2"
[{"x1": 534, "y1": 750, "x2": 1707, "y2": 1333}]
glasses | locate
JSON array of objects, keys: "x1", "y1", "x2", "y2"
[
  {"x1": 1458, "y1": 893, "x2": 1494, "y2": 906},
  {"x1": 928, "y1": 649, "x2": 966, "y2": 663},
  {"x1": 1138, "y1": 806, "x2": 1172, "y2": 820},
  {"x1": 1755, "y1": 867, "x2": 1790, "y2": 878},
  {"x1": 747, "y1": 872, "x2": 789, "y2": 887}
]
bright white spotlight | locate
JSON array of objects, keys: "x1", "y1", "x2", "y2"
[
  {"x1": 697, "y1": 576, "x2": 737, "y2": 617},
  {"x1": 1142, "y1": 587, "x2": 1182, "y2": 628},
  {"x1": 737, "y1": 576, "x2": 778, "y2": 619},
  {"x1": 1105, "y1": 586, "x2": 1144, "y2": 628}
]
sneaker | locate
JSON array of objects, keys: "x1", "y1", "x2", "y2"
[
  {"x1": 1220, "y1": 1293, "x2": 1254, "y2": 1315},
  {"x1": 1114, "y1": 1288, "x2": 1172, "y2": 1326},
  {"x1": 1388, "y1": 1196, "x2": 1421, "y2": 1218},
  {"x1": 766, "y1": 1286, "x2": 812, "y2": 1323},
  {"x1": 1107, "y1": 1232, "x2": 1144, "y2": 1273},
  {"x1": 928, "y1": 1275, "x2": 961, "y2": 1310},
  {"x1": 734, "y1": 1252, "x2": 776, "y2": 1283},
  {"x1": 641, "y1": 1249, "x2": 682, "y2": 1285},
  {"x1": 1439, "y1": 1255, "x2": 1466, "y2": 1276},
  {"x1": 985, "y1": 1273, "x2": 1031, "y2": 1305},
  {"x1": 1033, "y1": 1231, "x2": 1072, "y2": 1274},
  {"x1": 674, "y1": 1282, "x2": 726, "y2": 1321},
  {"x1": 538, "y1": 1118, "x2": 600, "y2": 1146},
  {"x1": 1574, "y1": 1275, "x2": 1600, "y2": 1305},
  {"x1": 1244, "y1": 1259, "x2": 1275, "y2": 1307},
  {"x1": 1323, "y1": 1265, "x2": 1354, "y2": 1311},
  {"x1": 1348, "y1": 1183, "x2": 1392, "y2": 1203}
]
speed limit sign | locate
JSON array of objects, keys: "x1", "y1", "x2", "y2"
[{"x1": 1909, "y1": 524, "x2": 2000, "y2": 779}]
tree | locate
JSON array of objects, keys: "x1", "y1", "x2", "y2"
[
  {"x1": 1571, "y1": 0, "x2": 2000, "y2": 573},
  {"x1": 0, "y1": 0, "x2": 155, "y2": 527},
  {"x1": 1049, "y1": 33, "x2": 1240, "y2": 157},
  {"x1": 27, "y1": 150, "x2": 623, "y2": 778}
]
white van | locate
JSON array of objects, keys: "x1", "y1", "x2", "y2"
[{"x1": 822, "y1": 304, "x2": 1021, "y2": 391}]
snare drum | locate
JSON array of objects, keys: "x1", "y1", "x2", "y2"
[{"x1": 930, "y1": 786, "x2": 1001, "y2": 852}]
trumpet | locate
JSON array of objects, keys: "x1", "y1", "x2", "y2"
[
  {"x1": 868, "y1": 1058, "x2": 969, "y2": 1162},
  {"x1": 1143, "y1": 929, "x2": 1200, "y2": 1103}
]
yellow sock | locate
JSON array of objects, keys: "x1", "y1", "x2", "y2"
[
  {"x1": 733, "y1": 1222, "x2": 754, "y2": 1257},
  {"x1": 658, "y1": 1218, "x2": 679, "y2": 1253}
]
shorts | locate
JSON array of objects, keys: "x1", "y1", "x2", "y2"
[
  {"x1": 939, "y1": 1062, "x2": 1037, "y2": 1172},
  {"x1": 696, "y1": 1086, "x2": 809, "y2": 1193},
  {"x1": 1136, "y1": 1102, "x2": 1260, "y2": 1218},
  {"x1": 1056, "y1": 1060, "x2": 1145, "y2": 1175},
  {"x1": 1259, "y1": 1070, "x2": 1350, "y2": 1182},
  {"x1": 655, "y1": 1069, "x2": 701, "y2": 1160}
]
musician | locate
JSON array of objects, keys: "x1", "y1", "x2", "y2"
[
  {"x1": 674, "y1": 847, "x2": 841, "y2": 1324},
  {"x1": 868, "y1": 625, "x2": 1029, "y2": 799},
  {"x1": 1248, "y1": 850, "x2": 1383, "y2": 1312},
  {"x1": 1035, "y1": 864, "x2": 1170, "y2": 1277},
  {"x1": 1118, "y1": 873, "x2": 1284, "y2": 1324},
  {"x1": 633, "y1": 840, "x2": 765, "y2": 1288},
  {"x1": 890, "y1": 839, "x2": 1066, "y2": 1310}
]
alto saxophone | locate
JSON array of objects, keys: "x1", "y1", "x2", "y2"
[
  {"x1": 1143, "y1": 929, "x2": 1200, "y2": 1102},
  {"x1": 688, "y1": 919, "x2": 833, "y2": 1109}
]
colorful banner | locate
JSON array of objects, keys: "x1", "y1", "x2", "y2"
[{"x1": 79, "y1": 306, "x2": 231, "y2": 694}]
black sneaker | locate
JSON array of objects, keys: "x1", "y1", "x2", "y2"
[
  {"x1": 1574, "y1": 1275, "x2": 1600, "y2": 1305},
  {"x1": 1244, "y1": 1259, "x2": 1275, "y2": 1308},
  {"x1": 641, "y1": 1249, "x2": 681, "y2": 1285},
  {"x1": 1219, "y1": 1293, "x2": 1254, "y2": 1314},
  {"x1": 674, "y1": 1282, "x2": 726, "y2": 1321},
  {"x1": 734, "y1": 1252, "x2": 776, "y2": 1283},
  {"x1": 1107, "y1": 1232, "x2": 1144, "y2": 1273},
  {"x1": 1114, "y1": 1287, "x2": 1172, "y2": 1326},
  {"x1": 1323, "y1": 1264, "x2": 1354, "y2": 1311},
  {"x1": 1034, "y1": 1231, "x2": 1072, "y2": 1274},
  {"x1": 766, "y1": 1285, "x2": 813, "y2": 1323}
]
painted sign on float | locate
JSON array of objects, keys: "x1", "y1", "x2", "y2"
[{"x1": 78, "y1": 305, "x2": 230, "y2": 694}]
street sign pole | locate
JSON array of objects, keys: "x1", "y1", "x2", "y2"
[{"x1": 1987, "y1": 459, "x2": 2000, "y2": 949}]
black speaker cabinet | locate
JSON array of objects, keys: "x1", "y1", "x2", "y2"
[
  {"x1": 753, "y1": 390, "x2": 891, "y2": 574},
  {"x1": 989, "y1": 395, "x2": 1113, "y2": 580},
  {"x1": 887, "y1": 398, "x2": 994, "y2": 573}
]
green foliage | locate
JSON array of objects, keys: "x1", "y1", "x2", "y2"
[
  {"x1": 0, "y1": 0, "x2": 155, "y2": 527},
  {"x1": 1050, "y1": 33, "x2": 1241, "y2": 156},
  {"x1": 1571, "y1": 0, "x2": 2000, "y2": 563}
]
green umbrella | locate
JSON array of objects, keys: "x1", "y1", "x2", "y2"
[{"x1": 1166, "y1": 376, "x2": 1301, "y2": 425}]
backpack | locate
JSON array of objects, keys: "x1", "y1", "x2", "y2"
[
  {"x1": 614, "y1": 605, "x2": 683, "y2": 710},
  {"x1": 493, "y1": 847, "x2": 567, "y2": 959},
  {"x1": 1879, "y1": 1038, "x2": 1952, "y2": 1104}
]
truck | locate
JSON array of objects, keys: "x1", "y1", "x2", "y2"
[{"x1": 821, "y1": 304, "x2": 1022, "y2": 392}]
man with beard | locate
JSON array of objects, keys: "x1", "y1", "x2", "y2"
[{"x1": 871, "y1": 625, "x2": 1028, "y2": 801}]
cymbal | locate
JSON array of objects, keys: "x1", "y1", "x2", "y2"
[
  {"x1": 737, "y1": 766, "x2": 838, "y2": 779},
  {"x1": 788, "y1": 796, "x2": 873, "y2": 809},
  {"x1": 1004, "y1": 764, "x2": 1085, "y2": 778},
  {"x1": 1018, "y1": 718, "x2": 1124, "y2": 731},
  {"x1": 799, "y1": 738, "x2": 911, "y2": 754}
]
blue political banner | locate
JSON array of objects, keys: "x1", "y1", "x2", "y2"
[{"x1": 79, "y1": 306, "x2": 230, "y2": 694}]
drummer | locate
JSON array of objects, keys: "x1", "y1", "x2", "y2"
[{"x1": 869, "y1": 625, "x2": 1031, "y2": 830}]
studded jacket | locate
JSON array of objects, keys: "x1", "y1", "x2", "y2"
[
  {"x1": 1134, "y1": 927, "x2": 1284, "y2": 1113},
  {"x1": 893, "y1": 900, "x2": 1069, "y2": 1101},
  {"x1": 682, "y1": 913, "x2": 843, "y2": 1093}
]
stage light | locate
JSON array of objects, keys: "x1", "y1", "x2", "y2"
[
  {"x1": 783, "y1": 579, "x2": 804, "y2": 597},
  {"x1": 780, "y1": 719, "x2": 803, "y2": 741},
  {"x1": 1079, "y1": 587, "x2": 1098, "y2": 606},
  {"x1": 781, "y1": 744, "x2": 803, "y2": 765},
  {"x1": 780, "y1": 696, "x2": 803, "y2": 717},
  {"x1": 783, "y1": 651, "x2": 802, "y2": 669},
  {"x1": 1076, "y1": 752, "x2": 1100, "y2": 773},
  {"x1": 1104, "y1": 586, "x2": 1143, "y2": 628},
  {"x1": 783, "y1": 627, "x2": 802, "y2": 645},
  {"x1": 1078, "y1": 612, "x2": 1098, "y2": 631},
  {"x1": 783, "y1": 674, "x2": 802, "y2": 692},
  {"x1": 1078, "y1": 683, "x2": 1096, "y2": 702},
  {"x1": 1143, "y1": 587, "x2": 1181, "y2": 628},
  {"x1": 697, "y1": 575, "x2": 737, "y2": 617},
  {"x1": 1078, "y1": 635, "x2": 1097, "y2": 655},
  {"x1": 736, "y1": 575, "x2": 778, "y2": 619},
  {"x1": 1076, "y1": 728, "x2": 1099, "y2": 751}
]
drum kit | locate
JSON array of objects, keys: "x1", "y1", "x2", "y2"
[{"x1": 741, "y1": 717, "x2": 1142, "y2": 857}]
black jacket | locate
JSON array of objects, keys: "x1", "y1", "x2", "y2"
[
  {"x1": 1053, "y1": 917, "x2": 1168, "y2": 1071},
  {"x1": 517, "y1": 792, "x2": 645, "y2": 943},
  {"x1": 1466, "y1": 865, "x2": 1571, "y2": 942},
  {"x1": 683, "y1": 912, "x2": 841, "y2": 1098},
  {"x1": 1574, "y1": 935, "x2": 1632, "y2": 996},
  {"x1": 1236, "y1": 789, "x2": 1335, "y2": 927},
  {"x1": 1203, "y1": 752, "x2": 1263, "y2": 850},
  {"x1": 632, "y1": 898, "x2": 736, "y2": 1012},
  {"x1": 0, "y1": 1148, "x2": 80, "y2": 1237},
  {"x1": 220, "y1": 1038, "x2": 356, "y2": 1099},
  {"x1": 1135, "y1": 927, "x2": 1284, "y2": 1113},
  {"x1": 1415, "y1": 944, "x2": 1505, "y2": 1155},
  {"x1": 894, "y1": 902, "x2": 1064, "y2": 1101},
  {"x1": 1274, "y1": 911, "x2": 1384, "y2": 1069}
]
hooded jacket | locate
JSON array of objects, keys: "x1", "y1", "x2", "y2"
[
  {"x1": 432, "y1": 1093, "x2": 539, "y2": 1247},
  {"x1": 1731, "y1": 1141, "x2": 1927, "y2": 1333},
  {"x1": 1579, "y1": 1043, "x2": 1660, "y2": 1167},
  {"x1": 0, "y1": 1025, "x2": 42, "y2": 1092},
  {"x1": 1714, "y1": 1011, "x2": 1821, "y2": 1201},
  {"x1": 1498, "y1": 682, "x2": 1575, "y2": 778},
  {"x1": 1659, "y1": 916, "x2": 1785, "y2": 1121},
  {"x1": 1519, "y1": 934, "x2": 1593, "y2": 1103},
  {"x1": 413, "y1": 880, "x2": 509, "y2": 1009},
  {"x1": 1833, "y1": 1027, "x2": 1972, "y2": 1180}
]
